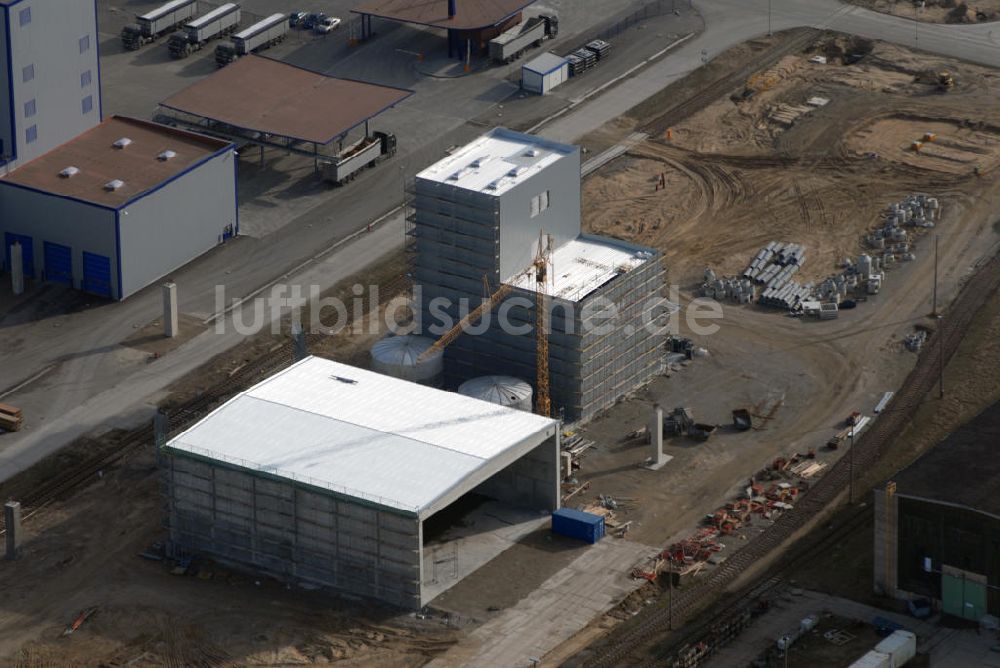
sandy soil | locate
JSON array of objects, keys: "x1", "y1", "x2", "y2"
[
  {"x1": 539, "y1": 34, "x2": 1000, "y2": 663},
  {"x1": 583, "y1": 38, "x2": 1000, "y2": 285},
  {"x1": 845, "y1": 0, "x2": 1000, "y2": 23}
]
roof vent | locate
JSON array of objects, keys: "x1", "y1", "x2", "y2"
[
  {"x1": 507, "y1": 166, "x2": 527, "y2": 178},
  {"x1": 157, "y1": 150, "x2": 177, "y2": 161},
  {"x1": 112, "y1": 137, "x2": 132, "y2": 149},
  {"x1": 524, "y1": 149, "x2": 539, "y2": 157},
  {"x1": 470, "y1": 155, "x2": 490, "y2": 169},
  {"x1": 59, "y1": 166, "x2": 81, "y2": 178},
  {"x1": 104, "y1": 179, "x2": 125, "y2": 191}
]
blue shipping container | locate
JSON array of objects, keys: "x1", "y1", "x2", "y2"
[{"x1": 551, "y1": 508, "x2": 605, "y2": 544}]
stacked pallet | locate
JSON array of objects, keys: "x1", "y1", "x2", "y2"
[
  {"x1": 584, "y1": 39, "x2": 611, "y2": 60},
  {"x1": 0, "y1": 403, "x2": 23, "y2": 432}
]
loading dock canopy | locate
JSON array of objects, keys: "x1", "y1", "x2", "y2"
[
  {"x1": 159, "y1": 56, "x2": 413, "y2": 145},
  {"x1": 166, "y1": 357, "x2": 558, "y2": 518},
  {"x1": 352, "y1": 0, "x2": 536, "y2": 30}
]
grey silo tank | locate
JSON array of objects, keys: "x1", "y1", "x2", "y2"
[
  {"x1": 458, "y1": 376, "x2": 533, "y2": 411},
  {"x1": 370, "y1": 334, "x2": 443, "y2": 386}
]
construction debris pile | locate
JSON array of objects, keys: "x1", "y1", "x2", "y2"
[{"x1": 631, "y1": 456, "x2": 822, "y2": 582}]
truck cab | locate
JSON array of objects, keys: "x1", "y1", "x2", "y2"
[
  {"x1": 120, "y1": 24, "x2": 147, "y2": 50},
  {"x1": 215, "y1": 43, "x2": 237, "y2": 67},
  {"x1": 168, "y1": 31, "x2": 194, "y2": 58}
]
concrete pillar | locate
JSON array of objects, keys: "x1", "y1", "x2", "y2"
[
  {"x1": 873, "y1": 482, "x2": 898, "y2": 597},
  {"x1": 5, "y1": 501, "x2": 21, "y2": 560},
  {"x1": 163, "y1": 281, "x2": 178, "y2": 338},
  {"x1": 646, "y1": 404, "x2": 671, "y2": 470},
  {"x1": 10, "y1": 242, "x2": 24, "y2": 296}
]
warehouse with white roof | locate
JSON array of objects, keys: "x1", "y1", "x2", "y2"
[
  {"x1": 161, "y1": 356, "x2": 560, "y2": 609},
  {"x1": 411, "y1": 127, "x2": 665, "y2": 420}
]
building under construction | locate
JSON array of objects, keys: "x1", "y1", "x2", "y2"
[{"x1": 409, "y1": 128, "x2": 664, "y2": 421}]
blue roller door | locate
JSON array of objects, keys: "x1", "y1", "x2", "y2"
[
  {"x1": 81, "y1": 252, "x2": 112, "y2": 298},
  {"x1": 43, "y1": 242, "x2": 73, "y2": 285},
  {"x1": 4, "y1": 232, "x2": 34, "y2": 278}
]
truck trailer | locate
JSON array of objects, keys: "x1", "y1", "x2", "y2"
[
  {"x1": 121, "y1": 0, "x2": 199, "y2": 50},
  {"x1": 168, "y1": 3, "x2": 241, "y2": 58},
  {"x1": 488, "y1": 14, "x2": 558, "y2": 64},
  {"x1": 215, "y1": 13, "x2": 288, "y2": 66},
  {"x1": 321, "y1": 132, "x2": 396, "y2": 185}
]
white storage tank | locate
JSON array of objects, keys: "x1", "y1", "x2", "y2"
[
  {"x1": 875, "y1": 630, "x2": 916, "y2": 667},
  {"x1": 370, "y1": 334, "x2": 443, "y2": 387},
  {"x1": 458, "y1": 375, "x2": 533, "y2": 411}
]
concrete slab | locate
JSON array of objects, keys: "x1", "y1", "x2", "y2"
[
  {"x1": 422, "y1": 501, "x2": 548, "y2": 602},
  {"x1": 427, "y1": 537, "x2": 654, "y2": 667}
]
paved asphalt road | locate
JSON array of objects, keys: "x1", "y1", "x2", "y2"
[{"x1": 1, "y1": 0, "x2": 998, "y2": 481}]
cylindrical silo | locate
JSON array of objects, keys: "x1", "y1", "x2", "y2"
[
  {"x1": 370, "y1": 334, "x2": 443, "y2": 386},
  {"x1": 458, "y1": 376, "x2": 533, "y2": 411}
]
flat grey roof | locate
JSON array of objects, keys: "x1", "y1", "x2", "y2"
[
  {"x1": 894, "y1": 400, "x2": 1000, "y2": 517},
  {"x1": 524, "y1": 52, "x2": 568, "y2": 75},
  {"x1": 160, "y1": 56, "x2": 413, "y2": 145},
  {"x1": 1, "y1": 115, "x2": 229, "y2": 208},
  {"x1": 352, "y1": 0, "x2": 537, "y2": 30}
]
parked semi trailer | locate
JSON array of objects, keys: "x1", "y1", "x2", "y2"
[
  {"x1": 215, "y1": 13, "x2": 288, "y2": 66},
  {"x1": 321, "y1": 132, "x2": 396, "y2": 185},
  {"x1": 121, "y1": 0, "x2": 199, "y2": 50},
  {"x1": 488, "y1": 14, "x2": 558, "y2": 64},
  {"x1": 168, "y1": 3, "x2": 241, "y2": 58}
]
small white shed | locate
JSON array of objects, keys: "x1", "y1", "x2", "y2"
[{"x1": 522, "y1": 52, "x2": 569, "y2": 95}]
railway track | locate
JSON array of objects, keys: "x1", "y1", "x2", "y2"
[
  {"x1": 580, "y1": 248, "x2": 1000, "y2": 667},
  {"x1": 0, "y1": 274, "x2": 411, "y2": 534}
]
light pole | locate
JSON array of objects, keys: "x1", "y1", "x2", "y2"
[{"x1": 849, "y1": 426, "x2": 855, "y2": 504}]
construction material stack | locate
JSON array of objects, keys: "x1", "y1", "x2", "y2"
[
  {"x1": 168, "y1": 3, "x2": 242, "y2": 58},
  {"x1": 121, "y1": 0, "x2": 199, "y2": 50},
  {"x1": 584, "y1": 39, "x2": 612, "y2": 61},
  {"x1": 0, "y1": 403, "x2": 23, "y2": 432}
]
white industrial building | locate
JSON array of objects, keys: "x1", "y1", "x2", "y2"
[
  {"x1": 0, "y1": 115, "x2": 236, "y2": 299},
  {"x1": 1, "y1": 0, "x2": 101, "y2": 167},
  {"x1": 161, "y1": 356, "x2": 560, "y2": 609},
  {"x1": 522, "y1": 52, "x2": 569, "y2": 95}
]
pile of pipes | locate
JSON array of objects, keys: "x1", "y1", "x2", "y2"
[
  {"x1": 867, "y1": 194, "x2": 939, "y2": 251},
  {"x1": 700, "y1": 268, "x2": 754, "y2": 303},
  {"x1": 745, "y1": 242, "x2": 810, "y2": 310}
]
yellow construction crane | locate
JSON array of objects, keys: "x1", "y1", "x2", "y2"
[
  {"x1": 533, "y1": 232, "x2": 553, "y2": 417},
  {"x1": 416, "y1": 281, "x2": 514, "y2": 363},
  {"x1": 415, "y1": 231, "x2": 555, "y2": 418}
]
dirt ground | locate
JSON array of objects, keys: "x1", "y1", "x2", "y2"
[
  {"x1": 584, "y1": 37, "x2": 1000, "y2": 284},
  {"x1": 845, "y1": 0, "x2": 1000, "y2": 23},
  {"x1": 4, "y1": 31, "x2": 1000, "y2": 668}
]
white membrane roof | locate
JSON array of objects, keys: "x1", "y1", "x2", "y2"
[
  {"x1": 416, "y1": 127, "x2": 574, "y2": 195},
  {"x1": 166, "y1": 357, "x2": 557, "y2": 515},
  {"x1": 508, "y1": 235, "x2": 656, "y2": 302}
]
